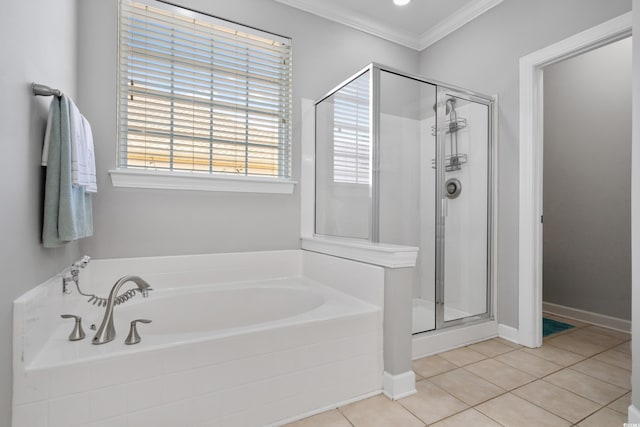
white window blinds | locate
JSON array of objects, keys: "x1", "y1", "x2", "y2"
[
  {"x1": 332, "y1": 73, "x2": 370, "y2": 184},
  {"x1": 118, "y1": 0, "x2": 292, "y2": 178}
]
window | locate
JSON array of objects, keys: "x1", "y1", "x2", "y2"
[
  {"x1": 116, "y1": 0, "x2": 292, "y2": 187},
  {"x1": 332, "y1": 73, "x2": 370, "y2": 184}
]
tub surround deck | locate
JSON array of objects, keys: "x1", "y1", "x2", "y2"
[{"x1": 13, "y1": 250, "x2": 385, "y2": 427}]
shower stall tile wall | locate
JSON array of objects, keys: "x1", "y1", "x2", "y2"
[{"x1": 13, "y1": 250, "x2": 384, "y2": 427}]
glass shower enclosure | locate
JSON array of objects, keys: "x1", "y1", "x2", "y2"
[{"x1": 315, "y1": 64, "x2": 494, "y2": 334}]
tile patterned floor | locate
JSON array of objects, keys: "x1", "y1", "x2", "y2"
[{"x1": 285, "y1": 315, "x2": 631, "y2": 427}]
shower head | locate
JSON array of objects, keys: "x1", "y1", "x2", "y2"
[{"x1": 432, "y1": 98, "x2": 456, "y2": 115}]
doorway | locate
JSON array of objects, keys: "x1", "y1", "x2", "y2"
[
  {"x1": 518, "y1": 12, "x2": 632, "y2": 347},
  {"x1": 542, "y1": 37, "x2": 632, "y2": 333}
]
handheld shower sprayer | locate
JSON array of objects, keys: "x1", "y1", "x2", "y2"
[{"x1": 62, "y1": 255, "x2": 151, "y2": 308}]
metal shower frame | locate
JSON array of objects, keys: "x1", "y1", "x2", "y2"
[{"x1": 314, "y1": 63, "x2": 496, "y2": 332}]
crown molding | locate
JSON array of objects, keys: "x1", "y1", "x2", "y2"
[
  {"x1": 418, "y1": 0, "x2": 504, "y2": 50},
  {"x1": 274, "y1": 0, "x2": 503, "y2": 52},
  {"x1": 274, "y1": 0, "x2": 421, "y2": 50}
]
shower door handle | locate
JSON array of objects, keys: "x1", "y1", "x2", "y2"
[{"x1": 441, "y1": 198, "x2": 448, "y2": 217}]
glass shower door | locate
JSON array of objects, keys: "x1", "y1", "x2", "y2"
[{"x1": 436, "y1": 89, "x2": 492, "y2": 326}]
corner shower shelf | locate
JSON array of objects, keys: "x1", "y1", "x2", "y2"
[
  {"x1": 430, "y1": 117, "x2": 467, "y2": 136},
  {"x1": 431, "y1": 154, "x2": 468, "y2": 172},
  {"x1": 430, "y1": 114, "x2": 468, "y2": 171}
]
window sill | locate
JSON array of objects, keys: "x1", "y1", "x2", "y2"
[{"x1": 109, "y1": 169, "x2": 296, "y2": 194}]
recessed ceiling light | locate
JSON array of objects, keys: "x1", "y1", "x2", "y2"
[{"x1": 393, "y1": 0, "x2": 411, "y2": 5}]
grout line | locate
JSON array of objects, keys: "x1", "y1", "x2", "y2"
[
  {"x1": 508, "y1": 377, "x2": 604, "y2": 425},
  {"x1": 433, "y1": 368, "x2": 512, "y2": 408},
  {"x1": 513, "y1": 389, "x2": 600, "y2": 425},
  {"x1": 412, "y1": 355, "x2": 459, "y2": 379},
  {"x1": 387, "y1": 401, "x2": 427, "y2": 426},
  {"x1": 571, "y1": 407, "x2": 606, "y2": 425},
  {"x1": 460, "y1": 362, "x2": 538, "y2": 392},
  {"x1": 591, "y1": 350, "x2": 632, "y2": 371},
  {"x1": 537, "y1": 331, "x2": 628, "y2": 361},
  {"x1": 335, "y1": 407, "x2": 355, "y2": 427},
  {"x1": 482, "y1": 391, "x2": 578, "y2": 424},
  {"x1": 430, "y1": 375, "x2": 513, "y2": 416},
  {"x1": 468, "y1": 402, "x2": 509, "y2": 426},
  {"x1": 396, "y1": 379, "x2": 470, "y2": 425},
  {"x1": 395, "y1": 396, "x2": 452, "y2": 426},
  {"x1": 428, "y1": 406, "x2": 502, "y2": 426}
]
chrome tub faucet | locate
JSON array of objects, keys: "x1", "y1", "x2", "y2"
[{"x1": 92, "y1": 275, "x2": 152, "y2": 345}]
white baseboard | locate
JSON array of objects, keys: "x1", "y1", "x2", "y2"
[
  {"x1": 498, "y1": 323, "x2": 519, "y2": 344},
  {"x1": 628, "y1": 404, "x2": 640, "y2": 423},
  {"x1": 543, "y1": 302, "x2": 631, "y2": 332},
  {"x1": 382, "y1": 371, "x2": 416, "y2": 400}
]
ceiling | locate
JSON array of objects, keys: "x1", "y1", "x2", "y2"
[{"x1": 273, "y1": 0, "x2": 503, "y2": 51}]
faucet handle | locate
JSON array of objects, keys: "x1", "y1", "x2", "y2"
[
  {"x1": 61, "y1": 314, "x2": 86, "y2": 341},
  {"x1": 125, "y1": 319, "x2": 152, "y2": 345}
]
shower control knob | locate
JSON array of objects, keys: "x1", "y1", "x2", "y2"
[{"x1": 60, "y1": 314, "x2": 86, "y2": 341}]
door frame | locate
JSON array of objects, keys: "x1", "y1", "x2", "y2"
[{"x1": 517, "y1": 12, "x2": 632, "y2": 347}]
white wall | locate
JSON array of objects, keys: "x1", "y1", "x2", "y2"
[
  {"x1": 76, "y1": 0, "x2": 419, "y2": 259},
  {"x1": 419, "y1": 0, "x2": 633, "y2": 328},
  {"x1": 543, "y1": 38, "x2": 632, "y2": 320},
  {"x1": 631, "y1": 0, "x2": 640, "y2": 420},
  {"x1": 0, "y1": 0, "x2": 80, "y2": 424}
]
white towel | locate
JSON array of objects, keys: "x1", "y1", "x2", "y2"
[
  {"x1": 68, "y1": 97, "x2": 97, "y2": 193},
  {"x1": 80, "y1": 115, "x2": 97, "y2": 193}
]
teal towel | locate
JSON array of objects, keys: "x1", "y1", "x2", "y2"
[{"x1": 42, "y1": 96, "x2": 93, "y2": 248}]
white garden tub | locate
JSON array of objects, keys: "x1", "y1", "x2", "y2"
[{"x1": 13, "y1": 250, "x2": 384, "y2": 427}]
